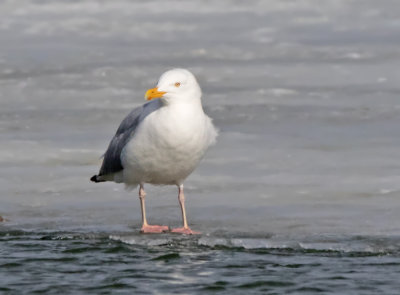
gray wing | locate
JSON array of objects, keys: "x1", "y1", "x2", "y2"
[{"x1": 97, "y1": 100, "x2": 160, "y2": 176}]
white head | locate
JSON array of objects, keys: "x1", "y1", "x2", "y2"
[{"x1": 145, "y1": 68, "x2": 202, "y2": 104}]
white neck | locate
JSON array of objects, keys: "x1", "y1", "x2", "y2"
[{"x1": 161, "y1": 90, "x2": 203, "y2": 110}]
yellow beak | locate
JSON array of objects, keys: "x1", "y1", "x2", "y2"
[{"x1": 145, "y1": 87, "x2": 166, "y2": 101}]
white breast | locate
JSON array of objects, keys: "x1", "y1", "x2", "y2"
[{"x1": 120, "y1": 102, "x2": 217, "y2": 186}]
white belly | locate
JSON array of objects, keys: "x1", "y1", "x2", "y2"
[{"x1": 120, "y1": 105, "x2": 216, "y2": 185}]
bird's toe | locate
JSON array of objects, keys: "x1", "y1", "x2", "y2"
[
  {"x1": 171, "y1": 227, "x2": 201, "y2": 235},
  {"x1": 140, "y1": 225, "x2": 169, "y2": 234}
]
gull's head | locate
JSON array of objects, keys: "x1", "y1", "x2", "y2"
[{"x1": 145, "y1": 68, "x2": 201, "y2": 103}]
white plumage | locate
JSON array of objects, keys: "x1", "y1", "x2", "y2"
[{"x1": 91, "y1": 68, "x2": 217, "y2": 234}]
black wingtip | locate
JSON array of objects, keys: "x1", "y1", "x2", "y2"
[{"x1": 90, "y1": 175, "x2": 105, "y2": 183}]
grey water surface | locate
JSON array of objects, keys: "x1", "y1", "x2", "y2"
[{"x1": 1, "y1": 0, "x2": 400, "y2": 294}]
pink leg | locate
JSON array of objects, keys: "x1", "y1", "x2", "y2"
[
  {"x1": 171, "y1": 184, "x2": 200, "y2": 235},
  {"x1": 139, "y1": 185, "x2": 169, "y2": 234}
]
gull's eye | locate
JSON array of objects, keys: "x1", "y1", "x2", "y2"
[{"x1": 174, "y1": 82, "x2": 181, "y2": 88}]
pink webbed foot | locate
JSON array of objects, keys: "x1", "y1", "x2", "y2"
[
  {"x1": 171, "y1": 227, "x2": 201, "y2": 235},
  {"x1": 140, "y1": 225, "x2": 169, "y2": 234}
]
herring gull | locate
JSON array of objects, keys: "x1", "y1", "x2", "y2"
[{"x1": 91, "y1": 69, "x2": 217, "y2": 234}]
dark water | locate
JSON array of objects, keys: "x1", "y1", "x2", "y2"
[{"x1": 2, "y1": 228, "x2": 400, "y2": 294}]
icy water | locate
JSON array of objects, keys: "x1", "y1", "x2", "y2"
[{"x1": 1, "y1": 0, "x2": 400, "y2": 294}]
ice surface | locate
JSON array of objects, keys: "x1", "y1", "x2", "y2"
[{"x1": 1, "y1": 0, "x2": 400, "y2": 243}]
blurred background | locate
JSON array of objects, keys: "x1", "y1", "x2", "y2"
[
  {"x1": 2, "y1": 1, "x2": 400, "y2": 294},
  {"x1": 1, "y1": 0, "x2": 400, "y2": 243}
]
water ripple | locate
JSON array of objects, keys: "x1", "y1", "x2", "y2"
[{"x1": 1, "y1": 229, "x2": 400, "y2": 294}]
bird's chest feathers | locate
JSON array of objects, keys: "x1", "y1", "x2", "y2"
[{"x1": 144, "y1": 105, "x2": 206, "y2": 157}]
